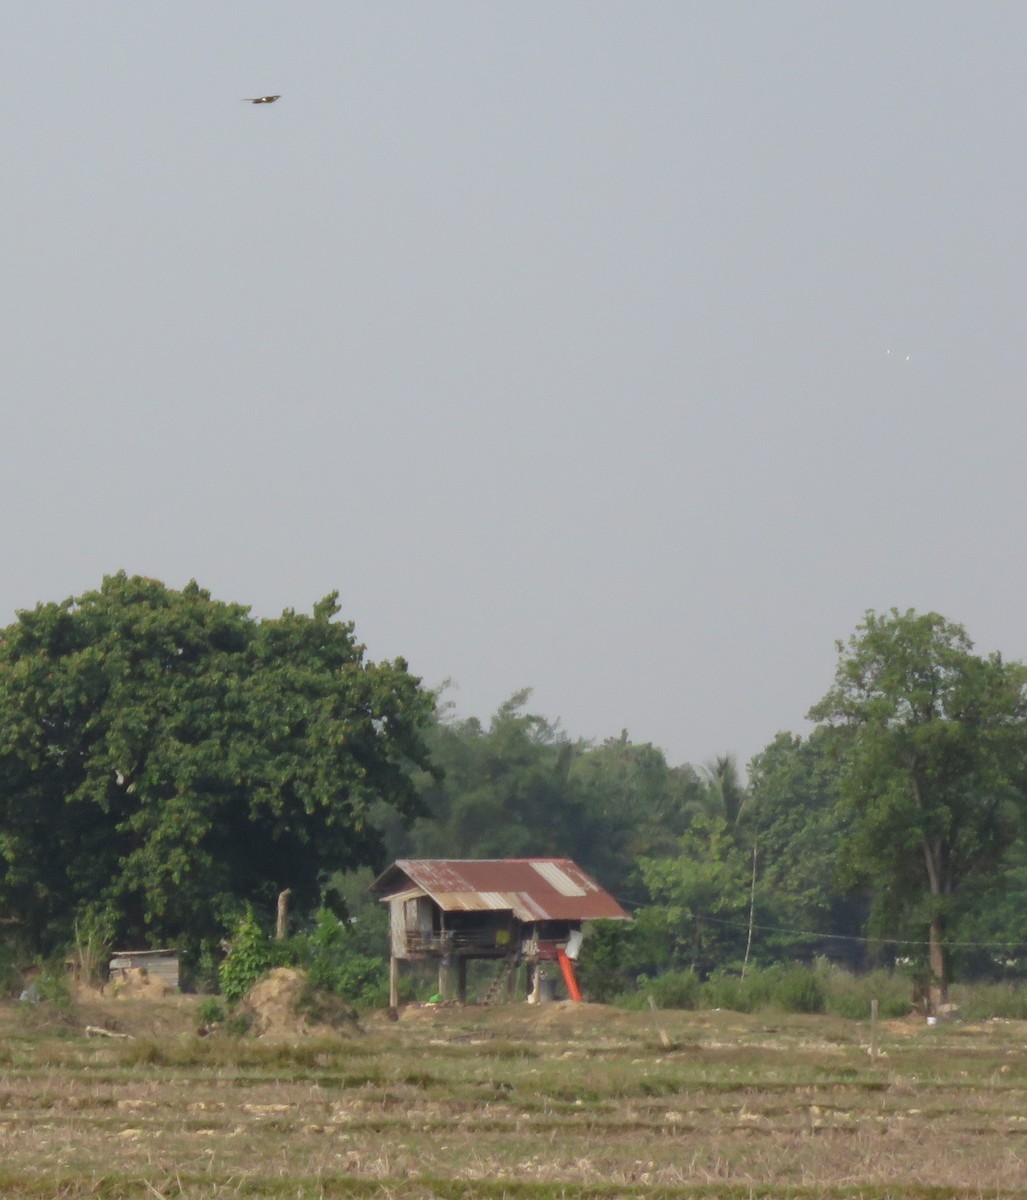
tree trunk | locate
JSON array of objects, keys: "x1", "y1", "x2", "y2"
[
  {"x1": 928, "y1": 913, "x2": 948, "y2": 1012},
  {"x1": 922, "y1": 837, "x2": 948, "y2": 1011},
  {"x1": 275, "y1": 889, "x2": 292, "y2": 941}
]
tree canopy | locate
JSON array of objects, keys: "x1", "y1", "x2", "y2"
[
  {"x1": 381, "y1": 691, "x2": 696, "y2": 902},
  {"x1": 808, "y1": 608, "x2": 1027, "y2": 998},
  {"x1": 0, "y1": 574, "x2": 435, "y2": 953},
  {"x1": 6, "y1": 582, "x2": 1027, "y2": 1010}
]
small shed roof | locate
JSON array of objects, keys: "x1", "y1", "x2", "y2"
[{"x1": 370, "y1": 858, "x2": 629, "y2": 923}]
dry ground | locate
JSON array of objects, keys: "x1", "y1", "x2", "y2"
[{"x1": 1, "y1": 989, "x2": 1026, "y2": 1199}]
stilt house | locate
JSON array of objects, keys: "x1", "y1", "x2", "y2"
[{"x1": 370, "y1": 858, "x2": 629, "y2": 1005}]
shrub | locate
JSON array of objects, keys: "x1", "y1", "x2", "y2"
[
  {"x1": 197, "y1": 997, "x2": 226, "y2": 1027},
  {"x1": 225, "y1": 1011, "x2": 254, "y2": 1037},
  {"x1": 219, "y1": 909, "x2": 273, "y2": 1004},
  {"x1": 773, "y1": 966, "x2": 826, "y2": 1014},
  {"x1": 0, "y1": 940, "x2": 24, "y2": 998},
  {"x1": 70, "y1": 904, "x2": 116, "y2": 987},
  {"x1": 33, "y1": 968, "x2": 73, "y2": 1009},
  {"x1": 737, "y1": 965, "x2": 782, "y2": 1010},
  {"x1": 949, "y1": 981, "x2": 1027, "y2": 1021},
  {"x1": 184, "y1": 940, "x2": 223, "y2": 995},
  {"x1": 296, "y1": 986, "x2": 359, "y2": 1028},
  {"x1": 701, "y1": 970, "x2": 753, "y2": 1012},
  {"x1": 284, "y1": 908, "x2": 388, "y2": 1011},
  {"x1": 577, "y1": 920, "x2": 636, "y2": 1003},
  {"x1": 820, "y1": 966, "x2": 912, "y2": 1020},
  {"x1": 647, "y1": 969, "x2": 700, "y2": 1010}
]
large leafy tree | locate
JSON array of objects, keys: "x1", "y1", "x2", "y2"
[
  {"x1": 636, "y1": 816, "x2": 752, "y2": 975},
  {"x1": 386, "y1": 694, "x2": 696, "y2": 901},
  {"x1": 808, "y1": 608, "x2": 1027, "y2": 1000},
  {"x1": 0, "y1": 574, "x2": 435, "y2": 952},
  {"x1": 567, "y1": 733, "x2": 699, "y2": 896},
  {"x1": 393, "y1": 692, "x2": 622, "y2": 880},
  {"x1": 745, "y1": 730, "x2": 864, "y2": 964}
]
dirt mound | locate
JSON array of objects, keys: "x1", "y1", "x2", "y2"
[
  {"x1": 535, "y1": 1000, "x2": 623, "y2": 1022},
  {"x1": 237, "y1": 967, "x2": 356, "y2": 1039}
]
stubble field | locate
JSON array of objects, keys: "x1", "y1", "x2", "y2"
[{"x1": 1, "y1": 995, "x2": 1026, "y2": 1199}]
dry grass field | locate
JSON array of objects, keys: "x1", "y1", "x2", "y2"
[{"x1": 1, "y1": 990, "x2": 1026, "y2": 1199}]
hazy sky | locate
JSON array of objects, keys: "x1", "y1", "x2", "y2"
[{"x1": 5, "y1": 3, "x2": 1027, "y2": 769}]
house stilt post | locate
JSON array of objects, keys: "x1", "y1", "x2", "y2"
[{"x1": 389, "y1": 955, "x2": 399, "y2": 1008}]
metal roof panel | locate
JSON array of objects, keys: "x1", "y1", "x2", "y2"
[{"x1": 370, "y1": 858, "x2": 628, "y2": 921}]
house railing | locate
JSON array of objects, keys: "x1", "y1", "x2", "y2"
[{"x1": 404, "y1": 929, "x2": 514, "y2": 956}]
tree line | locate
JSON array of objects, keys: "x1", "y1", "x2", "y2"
[{"x1": 2, "y1": 574, "x2": 1027, "y2": 1004}]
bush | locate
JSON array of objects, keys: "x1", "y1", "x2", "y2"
[
  {"x1": 184, "y1": 940, "x2": 223, "y2": 994},
  {"x1": 274, "y1": 908, "x2": 389, "y2": 1011},
  {"x1": 34, "y1": 968, "x2": 73, "y2": 1008},
  {"x1": 695, "y1": 964, "x2": 822, "y2": 1014},
  {"x1": 647, "y1": 969, "x2": 700, "y2": 1010},
  {"x1": 701, "y1": 969, "x2": 754, "y2": 1012},
  {"x1": 0, "y1": 941, "x2": 24, "y2": 998},
  {"x1": 624, "y1": 960, "x2": 1019, "y2": 1021},
  {"x1": 296, "y1": 985, "x2": 359, "y2": 1028},
  {"x1": 577, "y1": 920, "x2": 636, "y2": 1003},
  {"x1": 949, "y1": 981, "x2": 1027, "y2": 1021},
  {"x1": 197, "y1": 997, "x2": 226, "y2": 1027},
  {"x1": 737, "y1": 965, "x2": 782, "y2": 1011},
  {"x1": 69, "y1": 904, "x2": 116, "y2": 987},
  {"x1": 225, "y1": 1011, "x2": 254, "y2": 1037},
  {"x1": 773, "y1": 966, "x2": 825, "y2": 1014},
  {"x1": 219, "y1": 909, "x2": 273, "y2": 1004},
  {"x1": 820, "y1": 966, "x2": 912, "y2": 1020}
]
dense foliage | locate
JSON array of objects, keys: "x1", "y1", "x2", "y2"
[
  {"x1": 808, "y1": 609, "x2": 1027, "y2": 997},
  {"x1": 3, "y1": 585, "x2": 1027, "y2": 1007},
  {"x1": 0, "y1": 574, "x2": 435, "y2": 955},
  {"x1": 380, "y1": 691, "x2": 697, "y2": 901}
]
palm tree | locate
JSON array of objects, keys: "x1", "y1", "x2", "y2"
[{"x1": 696, "y1": 754, "x2": 748, "y2": 827}]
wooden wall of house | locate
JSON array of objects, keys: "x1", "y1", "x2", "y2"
[{"x1": 389, "y1": 895, "x2": 435, "y2": 959}]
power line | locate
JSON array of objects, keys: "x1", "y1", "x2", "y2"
[
  {"x1": 699, "y1": 913, "x2": 1027, "y2": 953},
  {"x1": 614, "y1": 895, "x2": 1027, "y2": 952}
]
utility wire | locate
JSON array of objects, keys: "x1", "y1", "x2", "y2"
[
  {"x1": 613, "y1": 895, "x2": 1026, "y2": 951},
  {"x1": 698, "y1": 913, "x2": 1027, "y2": 952}
]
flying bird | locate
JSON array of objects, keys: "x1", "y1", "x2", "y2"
[{"x1": 242, "y1": 95, "x2": 280, "y2": 104}]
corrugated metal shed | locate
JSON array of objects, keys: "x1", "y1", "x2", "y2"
[
  {"x1": 370, "y1": 859, "x2": 629, "y2": 922},
  {"x1": 108, "y1": 948, "x2": 180, "y2": 990}
]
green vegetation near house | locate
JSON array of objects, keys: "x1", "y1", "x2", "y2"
[{"x1": 2, "y1": 580, "x2": 1027, "y2": 1018}]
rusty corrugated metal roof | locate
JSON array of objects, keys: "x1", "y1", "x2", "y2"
[{"x1": 369, "y1": 859, "x2": 629, "y2": 921}]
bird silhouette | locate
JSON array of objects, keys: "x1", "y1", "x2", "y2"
[{"x1": 242, "y1": 95, "x2": 280, "y2": 104}]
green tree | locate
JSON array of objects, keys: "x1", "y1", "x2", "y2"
[
  {"x1": 946, "y1": 836, "x2": 1027, "y2": 980},
  {"x1": 391, "y1": 692, "x2": 614, "y2": 879},
  {"x1": 696, "y1": 753, "x2": 748, "y2": 826},
  {"x1": 0, "y1": 573, "x2": 435, "y2": 953},
  {"x1": 567, "y1": 733, "x2": 698, "y2": 896},
  {"x1": 636, "y1": 816, "x2": 751, "y2": 974},
  {"x1": 745, "y1": 730, "x2": 863, "y2": 964},
  {"x1": 386, "y1": 695, "x2": 695, "y2": 903},
  {"x1": 808, "y1": 608, "x2": 1027, "y2": 1001}
]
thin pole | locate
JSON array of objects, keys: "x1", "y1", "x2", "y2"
[
  {"x1": 870, "y1": 999, "x2": 879, "y2": 1059},
  {"x1": 741, "y1": 846, "x2": 757, "y2": 979}
]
